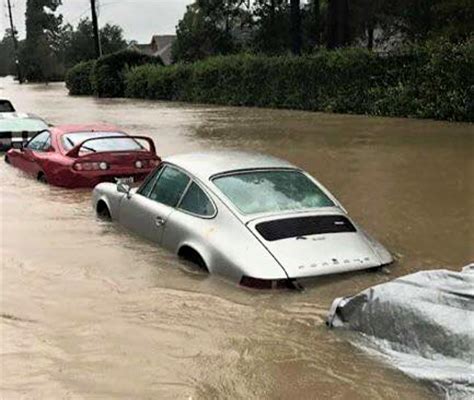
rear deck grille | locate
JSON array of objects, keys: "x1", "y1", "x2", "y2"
[{"x1": 255, "y1": 215, "x2": 356, "y2": 241}]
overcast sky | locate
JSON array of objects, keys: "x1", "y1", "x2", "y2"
[{"x1": 1, "y1": 0, "x2": 191, "y2": 42}]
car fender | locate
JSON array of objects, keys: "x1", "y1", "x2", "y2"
[
  {"x1": 92, "y1": 182, "x2": 124, "y2": 220},
  {"x1": 176, "y1": 240, "x2": 213, "y2": 271},
  {"x1": 163, "y1": 205, "x2": 288, "y2": 283}
]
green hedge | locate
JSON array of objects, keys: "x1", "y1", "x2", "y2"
[
  {"x1": 92, "y1": 50, "x2": 163, "y2": 98},
  {"x1": 65, "y1": 60, "x2": 96, "y2": 95},
  {"x1": 124, "y1": 41, "x2": 473, "y2": 122},
  {"x1": 65, "y1": 50, "x2": 163, "y2": 97}
]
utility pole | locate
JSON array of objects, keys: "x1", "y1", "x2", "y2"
[
  {"x1": 6, "y1": 0, "x2": 23, "y2": 83},
  {"x1": 90, "y1": 0, "x2": 102, "y2": 58}
]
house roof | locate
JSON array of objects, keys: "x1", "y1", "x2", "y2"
[
  {"x1": 151, "y1": 35, "x2": 176, "y2": 65},
  {"x1": 128, "y1": 35, "x2": 176, "y2": 65},
  {"x1": 129, "y1": 43, "x2": 155, "y2": 56}
]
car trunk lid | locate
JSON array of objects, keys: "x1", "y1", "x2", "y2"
[{"x1": 248, "y1": 212, "x2": 381, "y2": 278}]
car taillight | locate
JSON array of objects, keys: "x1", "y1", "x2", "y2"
[
  {"x1": 240, "y1": 276, "x2": 296, "y2": 290},
  {"x1": 73, "y1": 161, "x2": 109, "y2": 171},
  {"x1": 135, "y1": 159, "x2": 161, "y2": 169},
  {"x1": 240, "y1": 276, "x2": 273, "y2": 289}
]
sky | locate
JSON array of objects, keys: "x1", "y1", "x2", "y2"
[{"x1": 1, "y1": 0, "x2": 191, "y2": 42}]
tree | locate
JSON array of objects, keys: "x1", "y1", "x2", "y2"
[
  {"x1": 348, "y1": 0, "x2": 474, "y2": 49},
  {"x1": 308, "y1": 0, "x2": 321, "y2": 47},
  {"x1": 290, "y1": 0, "x2": 302, "y2": 54},
  {"x1": 172, "y1": 1, "x2": 240, "y2": 62},
  {"x1": 0, "y1": 30, "x2": 16, "y2": 76},
  {"x1": 61, "y1": 19, "x2": 127, "y2": 68},
  {"x1": 385, "y1": 0, "x2": 474, "y2": 43},
  {"x1": 21, "y1": 0, "x2": 63, "y2": 82},
  {"x1": 252, "y1": 0, "x2": 291, "y2": 54},
  {"x1": 326, "y1": 0, "x2": 350, "y2": 49}
]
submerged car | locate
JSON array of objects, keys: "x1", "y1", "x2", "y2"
[
  {"x1": 5, "y1": 124, "x2": 161, "y2": 188},
  {"x1": 0, "y1": 112, "x2": 48, "y2": 151},
  {"x1": 92, "y1": 151, "x2": 393, "y2": 288}
]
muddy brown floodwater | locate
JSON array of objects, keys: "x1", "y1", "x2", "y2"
[{"x1": 1, "y1": 77, "x2": 473, "y2": 400}]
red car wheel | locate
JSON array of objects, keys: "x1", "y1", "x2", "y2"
[{"x1": 37, "y1": 173, "x2": 48, "y2": 184}]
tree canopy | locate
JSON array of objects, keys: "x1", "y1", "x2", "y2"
[
  {"x1": 171, "y1": 0, "x2": 473, "y2": 62},
  {"x1": 21, "y1": 0, "x2": 64, "y2": 81},
  {"x1": 61, "y1": 19, "x2": 127, "y2": 69},
  {"x1": 0, "y1": 30, "x2": 16, "y2": 77}
]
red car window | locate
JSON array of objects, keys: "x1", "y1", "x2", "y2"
[{"x1": 27, "y1": 131, "x2": 50, "y2": 151}]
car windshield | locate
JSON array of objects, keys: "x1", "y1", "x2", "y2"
[
  {"x1": 0, "y1": 117, "x2": 47, "y2": 132},
  {"x1": 61, "y1": 131, "x2": 143, "y2": 153},
  {"x1": 213, "y1": 170, "x2": 335, "y2": 215}
]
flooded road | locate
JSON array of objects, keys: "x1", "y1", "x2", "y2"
[{"x1": 1, "y1": 77, "x2": 473, "y2": 399}]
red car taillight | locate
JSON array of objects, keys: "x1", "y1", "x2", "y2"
[
  {"x1": 73, "y1": 161, "x2": 109, "y2": 171},
  {"x1": 135, "y1": 158, "x2": 161, "y2": 169},
  {"x1": 240, "y1": 276, "x2": 296, "y2": 290}
]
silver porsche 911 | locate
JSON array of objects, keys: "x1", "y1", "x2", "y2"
[{"x1": 92, "y1": 151, "x2": 393, "y2": 289}]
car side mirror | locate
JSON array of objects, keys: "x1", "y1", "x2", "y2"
[{"x1": 117, "y1": 182, "x2": 131, "y2": 196}]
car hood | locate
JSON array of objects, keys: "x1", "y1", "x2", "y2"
[{"x1": 247, "y1": 211, "x2": 387, "y2": 279}]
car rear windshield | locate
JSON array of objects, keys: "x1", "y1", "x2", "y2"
[
  {"x1": 61, "y1": 131, "x2": 143, "y2": 153},
  {"x1": 0, "y1": 117, "x2": 47, "y2": 132},
  {"x1": 213, "y1": 170, "x2": 335, "y2": 215}
]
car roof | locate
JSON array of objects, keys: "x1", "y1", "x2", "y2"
[
  {"x1": 0, "y1": 112, "x2": 42, "y2": 120},
  {"x1": 52, "y1": 124, "x2": 121, "y2": 135},
  {"x1": 165, "y1": 151, "x2": 298, "y2": 181},
  {"x1": 0, "y1": 112, "x2": 48, "y2": 132}
]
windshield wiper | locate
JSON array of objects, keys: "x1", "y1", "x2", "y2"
[{"x1": 66, "y1": 137, "x2": 75, "y2": 148}]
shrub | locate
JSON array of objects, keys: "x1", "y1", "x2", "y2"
[
  {"x1": 124, "y1": 42, "x2": 473, "y2": 122},
  {"x1": 65, "y1": 60, "x2": 96, "y2": 95},
  {"x1": 92, "y1": 50, "x2": 163, "y2": 98}
]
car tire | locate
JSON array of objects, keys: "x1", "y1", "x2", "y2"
[
  {"x1": 178, "y1": 247, "x2": 208, "y2": 272},
  {"x1": 97, "y1": 201, "x2": 112, "y2": 220},
  {"x1": 4, "y1": 155, "x2": 9, "y2": 164},
  {"x1": 37, "y1": 173, "x2": 48, "y2": 184}
]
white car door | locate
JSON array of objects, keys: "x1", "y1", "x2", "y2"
[{"x1": 119, "y1": 165, "x2": 190, "y2": 244}]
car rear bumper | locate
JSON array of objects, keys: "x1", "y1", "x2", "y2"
[
  {"x1": 285, "y1": 259, "x2": 391, "y2": 279},
  {"x1": 55, "y1": 169, "x2": 153, "y2": 188}
]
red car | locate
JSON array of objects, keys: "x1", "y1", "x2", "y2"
[{"x1": 5, "y1": 124, "x2": 161, "y2": 188}]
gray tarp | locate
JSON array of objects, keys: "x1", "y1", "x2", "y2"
[{"x1": 327, "y1": 265, "x2": 474, "y2": 399}]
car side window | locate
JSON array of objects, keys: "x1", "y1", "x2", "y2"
[
  {"x1": 138, "y1": 166, "x2": 163, "y2": 197},
  {"x1": 178, "y1": 182, "x2": 215, "y2": 217},
  {"x1": 43, "y1": 135, "x2": 52, "y2": 150},
  {"x1": 148, "y1": 166, "x2": 190, "y2": 207},
  {"x1": 27, "y1": 131, "x2": 50, "y2": 151}
]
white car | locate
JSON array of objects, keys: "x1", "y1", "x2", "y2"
[
  {"x1": 0, "y1": 112, "x2": 48, "y2": 151},
  {"x1": 92, "y1": 151, "x2": 393, "y2": 289}
]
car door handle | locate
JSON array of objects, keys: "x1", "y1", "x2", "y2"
[{"x1": 155, "y1": 216, "x2": 165, "y2": 227}]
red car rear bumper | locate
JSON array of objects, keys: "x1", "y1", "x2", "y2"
[{"x1": 51, "y1": 168, "x2": 153, "y2": 188}]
